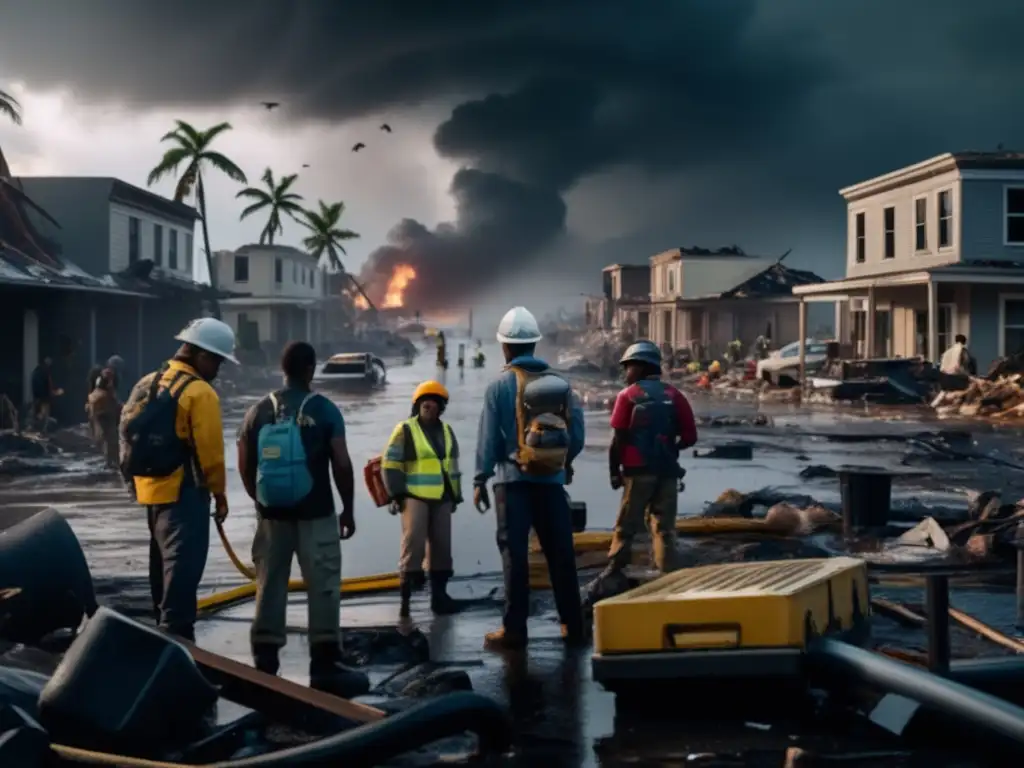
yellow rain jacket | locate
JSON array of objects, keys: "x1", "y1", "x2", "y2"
[
  {"x1": 128, "y1": 360, "x2": 226, "y2": 505},
  {"x1": 381, "y1": 417, "x2": 461, "y2": 502}
]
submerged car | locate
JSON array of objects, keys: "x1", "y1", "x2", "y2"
[
  {"x1": 756, "y1": 340, "x2": 829, "y2": 384},
  {"x1": 316, "y1": 352, "x2": 387, "y2": 389}
]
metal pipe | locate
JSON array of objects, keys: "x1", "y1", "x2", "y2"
[
  {"x1": 925, "y1": 574, "x2": 950, "y2": 675},
  {"x1": 807, "y1": 639, "x2": 1024, "y2": 756}
]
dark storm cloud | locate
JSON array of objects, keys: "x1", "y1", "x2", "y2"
[{"x1": 3, "y1": 0, "x2": 1024, "y2": 306}]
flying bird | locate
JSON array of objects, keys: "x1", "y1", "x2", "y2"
[
  {"x1": 302, "y1": 163, "x2": 311, "y2": 168},
  {"x1": 380, "y1": 124, "x2": 392, "y2": 133},
  {"x1": 261, "y1": 101, "x2": 280, "y2": 111},
  {"x1": 352, "y1": 143, "x2": 366, "y2": 152}
]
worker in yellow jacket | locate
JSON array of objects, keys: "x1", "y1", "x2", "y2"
[
  {"x1": 382, "y1": 380, "x2": 462, "y2": 618},
  {"x1": 119, "y1": 317, "x2": 237, "y2": 641}
]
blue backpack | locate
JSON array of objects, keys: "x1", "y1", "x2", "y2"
[{"x1": 256, "y1": 392, "x2": 315, "y2": 509}]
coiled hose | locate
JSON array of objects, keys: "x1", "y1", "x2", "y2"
[{"x1": 52, "y1": 691, "x2": 512, "y2": 767}]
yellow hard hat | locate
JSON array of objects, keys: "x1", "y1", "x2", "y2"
[
  {"x1": 412, "y1": 380, "x2": 449, "y2": 403},
  {"x1": 709, "y1": 360, "x2": 722, "y2": 374}
]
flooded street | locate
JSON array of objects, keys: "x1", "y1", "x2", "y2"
[{"x1": 2, "y1": 339, "x2": 1024, "y2": 623}]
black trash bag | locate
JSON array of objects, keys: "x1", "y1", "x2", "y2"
[
  {"x1": 0, "y1": 704, "x2": 49, "y2": 767},
  {"x1": 0, "y1": 667, "x2": 49, "y2": 718},
  {"x1": 37, "y1": 607, "x2": 218, "y2": 754},
  {"x1": 0, "y1": 508, "x2": 96, "y2": 644}
]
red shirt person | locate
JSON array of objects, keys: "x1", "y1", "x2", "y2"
[{"x1": 607, "y1": 341, "x2": 698, "y2": 575}]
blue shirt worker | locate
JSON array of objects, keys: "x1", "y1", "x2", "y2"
[
  {"x1": 381, "y1": 380, "x2": 463, "y2": 619},
  {"x1": 236, "y1": 341, "x2": 368, "y2": 698},
  {"x1": 474, "y1": 305, "x2": 586, "y2": 651}
]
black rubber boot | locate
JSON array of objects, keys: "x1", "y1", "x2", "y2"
[
  {"x1": 399, "y1": 579, "x2": 413, "y2": 619},
  {"x1": 429, "y1": 571, "x2": 460, "y2": 615},
  {"x1": 309, "y1": 643, "x2": 371, "y2": 698},
  {"x1": 252, "y1": 643, "x2": 280, "y2": 676}
]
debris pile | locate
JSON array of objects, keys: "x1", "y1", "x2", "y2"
[{"x1": 931, "y1": 375, "x2": 1024, "y2": 418}]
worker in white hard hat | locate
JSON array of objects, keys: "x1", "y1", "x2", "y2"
[
  {"x1": 119, "y1": 317, "x2": 237, "y2": 641},
  {"x1": 474, "y1": 305, "x2": 586, "y2": 651}
]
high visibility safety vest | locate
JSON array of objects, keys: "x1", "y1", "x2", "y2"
[{"x1": 385, "y1": 417, "x2": 461, "y2": 501}]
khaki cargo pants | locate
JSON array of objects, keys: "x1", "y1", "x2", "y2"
[
  {"x1": 607, "y1": 475, "x2": 679, "y2": 573},
  {"x1": 250, "y1": 515, "x2": 341, "y2": 648},
  {"x1": 399, "y1": 498, "x2": 454, "y2": 576}
]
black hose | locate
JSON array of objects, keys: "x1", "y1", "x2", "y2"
[
  {"x1": 807, "y1": 639, "x2": 1024, "y2": 754},
  {"x1": 211, "y1": 691, "x2": 512, "y2": 767}
]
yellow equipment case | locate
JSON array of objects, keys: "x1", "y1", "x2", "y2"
[{"x1": 591, "y1": 557, "x2": 870, "y2": 688}]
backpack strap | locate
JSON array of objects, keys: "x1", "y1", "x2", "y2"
[
  {"x1": 268, "y1": 392, "x2": 280, "y2": 425},
  {"x1": 507, "y1": 365, "x2": 529, "y2": 446},
  {"x1": 296, "y1": 393, "x2": 315, "y2": 422}
]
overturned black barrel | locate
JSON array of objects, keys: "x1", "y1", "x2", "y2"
[
  {"x1": 838, "y1": 468, "x2": 891, "y2": 535},
  {"x1": 0, "y1": 508, "x2": 96, "y2": 643}
]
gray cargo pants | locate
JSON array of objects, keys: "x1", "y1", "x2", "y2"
[
  {"x1": 147, "y1": 485, "x2": 211, "y2": 641},
  {"x1": 250, "y1": 515, "x2": 342, "y2": 648}
]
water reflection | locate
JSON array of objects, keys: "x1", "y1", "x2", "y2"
[{"x1": 500, "y1": 649, "x2": 589, "y2": 766}]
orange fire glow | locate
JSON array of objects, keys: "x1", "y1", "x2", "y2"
[
  {"x1": 382, "y1": 264, "x2": 417, "y2": 309},
  {"x1": 353, "y1": 294, "x2": 369, "y2": 310}
]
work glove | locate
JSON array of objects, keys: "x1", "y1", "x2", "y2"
[
  {"x1": 610, "y1": 474, "x2": 623, "y2": 491},
  {"x1": 473, "y1": 484, "x2": 490, "y2": 514}
]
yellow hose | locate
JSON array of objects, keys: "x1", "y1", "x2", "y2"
[{"x1": 52, "y1": 743, "x2": 193, "y2": 766}]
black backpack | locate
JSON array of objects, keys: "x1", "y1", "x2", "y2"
[{"x1": 120, "y1": 366, "x2": 197, "y2": 479}]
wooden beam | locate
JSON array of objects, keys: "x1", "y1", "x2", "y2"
[{"x1": 181, "y1": 640, "x2": 386, "y2": 726}]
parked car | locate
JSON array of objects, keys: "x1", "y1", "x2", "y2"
[{"x1": 756, "y1": 340, "x2": 830, "y2": 385}]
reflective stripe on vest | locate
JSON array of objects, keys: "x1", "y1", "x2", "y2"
[{"x1": 404, "y1": 417, "x2": 460, "y2": 500}]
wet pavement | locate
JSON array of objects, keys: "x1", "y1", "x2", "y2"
[{"x1": 3, "y1": 339, "x2": 1024, "y2": 765}]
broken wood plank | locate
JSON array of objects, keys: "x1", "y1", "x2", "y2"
[{"x1": 180, "y1": 639, "x2": 386, "y2": 727}]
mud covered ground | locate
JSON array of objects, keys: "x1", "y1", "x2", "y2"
[{"x1": 2, "y1": 340, "x2": 1024, "y2": 765}]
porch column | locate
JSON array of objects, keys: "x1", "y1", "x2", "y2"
[
  {"x1": 305, "y1": 308, "x2": 312, "y2": 342},
  {"x1": 798, "y1": 299, "x2": 807, "y2": 386},
  {"x1": 865, "y1": 286, "x2": 876, "y2": 359},
  {"x1": 22, "y1": 309, "x2": 39, "y2": 406},
  {"x1": 927, "y1": 278, "x2": 939, "y2": 363},
  {"x1": 89, "y1": 305, "x2": 97, "y2": 364}
]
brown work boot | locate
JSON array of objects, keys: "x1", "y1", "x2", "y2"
[{"x1": 484, "y1": 627, "x2": 527, "y2": 651}]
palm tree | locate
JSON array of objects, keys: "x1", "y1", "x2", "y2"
[
  {"x1": 146, "y1": 121, "x2": 247, "y2": 290},
  {"x1": 0, "y1": 87, "x2": 22, "y2": 177},
  {"x1": 299, "y1": 200, "x2": 373, "y2": 307},
  {"x1": 236, "y1": 168, "x2": 304, "y2": 245}
]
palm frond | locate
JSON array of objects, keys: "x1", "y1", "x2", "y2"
[
  {"x1": 199, "y1": 122, "x2": 234, "y2": 148},
  {"x1": 146, "y1": 146, "x2": 192, "y2": 186},
  {"x1": 0, "y1": 89, "x2": 22, "y2": 125},
  {"x1": 202, "y1": 151, "x2": 247, "y2": 184},
  {"x1": 235, "y1": 187, "x2": 272, "y2": 203},
  {"x1": 239, "y1": 200, "x2": 269, "y2": 220}
]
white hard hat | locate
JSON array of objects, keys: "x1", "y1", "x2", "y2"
[
  {"x1": 496, "y1": 306, "x2": 542, "y2": 344},
  {"x1": 174, "y1": 317, "x2": 239, "y2": 364}
]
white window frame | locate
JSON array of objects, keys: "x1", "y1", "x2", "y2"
[
  {"x1": 1004, "y1": 185, "x2": 1024, "y2": 247},
  {"x1": 937, "y1": 188, "x2": 954, "y2": 251},
  {"x1": 999, "y1": 293, "x2": 1024, "y2": 355},
  {"x1": 853, "y1": 210, "x2": 866, "y2": 263},
  {"x1": 913, "y1": 194, "x2": 928, "y2": 253},
  {"x1": 882, "y1": 206, "x2": 896, "y2": 259}
]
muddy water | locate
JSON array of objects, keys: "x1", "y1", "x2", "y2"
[{"x1": 2, "y1": 340, "x2": 1024, "y2": 632}]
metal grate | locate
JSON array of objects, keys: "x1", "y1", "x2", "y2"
[{"x1": 620, "y1": 557, "x2": 862, "y2": 600}]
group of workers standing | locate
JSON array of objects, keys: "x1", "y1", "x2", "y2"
[{"x1": 108, "y1": 303, "x2": 697, "y2": 694}]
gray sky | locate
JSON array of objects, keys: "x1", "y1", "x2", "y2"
[{"x1": 1, "y1": 0, "x2": 1022, "y2": 318}]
